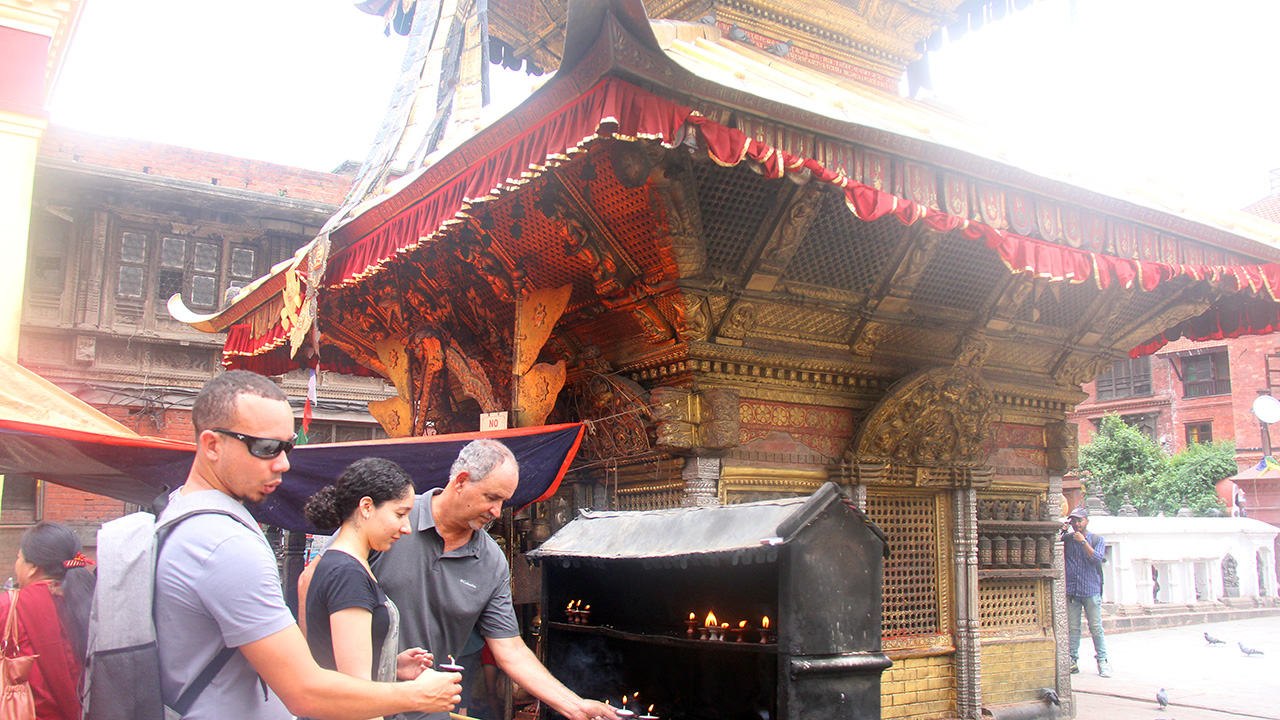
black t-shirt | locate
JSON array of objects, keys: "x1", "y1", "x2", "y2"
[{"x1": 304, "y1": 549, "x2": 390, "y2": 677}]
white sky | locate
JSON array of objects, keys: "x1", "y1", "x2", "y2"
[
  {"x1": 925, "y1": 0, "x2": 1280, "y2": 211},
  {"x1": 51, "y1": 0, "x2": 411, "y2": 171},
  {"x1": 49, "y1": 0, "x2": 1280, "y2": 212}
]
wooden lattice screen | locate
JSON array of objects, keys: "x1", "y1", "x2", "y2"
[
  {"x1": 616, "y1": 482, "x2": 683, "y2": 511},
  {"x1": 866, "y1": 492, "x2": 942, "y2": 639},
  {"x1": 978, "y1": 578, "x2": 1041, "y2": 631}
]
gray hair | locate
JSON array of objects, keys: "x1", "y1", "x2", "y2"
[{"x1": 450, "y1": 439, "x2": 518, "y2": 483}]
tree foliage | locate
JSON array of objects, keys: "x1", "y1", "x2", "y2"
[{"x1": 1078, "y1": 415, "x2": 1229, "y2": 516}]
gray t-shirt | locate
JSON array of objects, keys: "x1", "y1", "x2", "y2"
[
  {"x1": 372, "y1": 489, "x2": 520, "y2": 720},
  {"x1": 154, "y1": 491, "x2": 297, "y2": 720}
]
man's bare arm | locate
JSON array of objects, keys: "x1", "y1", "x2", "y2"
[
  {"x1": 239, "y1": 624, "x2": 460, "y2": 720},
  {"x1": 486, "y1": 635, "x2": 618, "y2": 720}
]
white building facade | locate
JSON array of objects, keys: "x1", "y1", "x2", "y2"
[{"x1": 1085, "y1": 517, "x2": 1278, "y2": 605}]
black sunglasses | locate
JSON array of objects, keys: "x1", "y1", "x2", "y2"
[{"x1": 212, "y1": 429, "x2": 297, "y2": 459}]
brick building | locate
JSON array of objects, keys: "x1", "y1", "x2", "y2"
[
  {"x1": 1067, "y1": 194, "x2": 1280, "y2": 533},
  {"x1": 1069, "y1": 332, "x2": 1279, "y2": 463},
  {"x1": 1, "y1": 126, "x2": 396, "y2": 563}
]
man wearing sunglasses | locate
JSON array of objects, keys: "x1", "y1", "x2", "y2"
[{"x1": 154, "y1": 370, "x2": 463, "y2": 720}]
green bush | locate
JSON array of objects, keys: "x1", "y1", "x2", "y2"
[{"x1": 1078, "y1": 415, "x2": 1229, "y2": 516}]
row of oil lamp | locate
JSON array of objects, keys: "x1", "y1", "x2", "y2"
[
  {"x1": 563, "y1": 601, "x2": 774, "y2": 643},
  {"x1": 607, "y1": 692, "x2": 657, "y2": 719},
  {"x1": 685, "y1": 611, "x2": 773, "y2": 643},
  {"x1": 564, "y1": 599, "x2": 592, "y2": 624}
]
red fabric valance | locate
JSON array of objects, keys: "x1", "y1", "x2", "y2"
[
  {"x1": 685, "y1": 113, "x2": 1280, "y2": 299},
  {"x1": 224, "y1": 76, "x2": 1280, "y2": 368},
  {"x1": 683, "y1": 113, "x2": 1280, "y2": 356},
  {"x1": 323, "y1": 77, "x2": 693, "y2": 288},
  {"x1": 1128, "y1": 294, "x2": 1280, "y2": 357},
  {"x1": 222, "y1": 322, "x2": 288, "y2": 366},
  {"x1": 222, "y1": 325, "x2": 378, "y2": 377}
]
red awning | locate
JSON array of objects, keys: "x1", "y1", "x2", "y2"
[
  {"x1": 217, "y1": 77, "x2": 1280, "y2": 370},
  {"x1": 0, "y1": 357, "x2": 584, "y2": 531}
]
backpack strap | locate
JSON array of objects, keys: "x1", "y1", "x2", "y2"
[{"x1": 170, "y1": 646, "x2": 236, "y2": 716}]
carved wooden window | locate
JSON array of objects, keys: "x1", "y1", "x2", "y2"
[
  {"x1": 112, "y1": 228, "x2": 271, "y2": 326},
  {"x1": 26, "y1": 211, "x2": 69, "y2": 298},
  {"x1": 115, "y1": 231, "x2": 149, "y2": 321},
  {"x1": 1185, "y1": 422, "x2": 1212, "y2": 445},
  {"x1": 1120, "y1": 412, "x2": 1158, "y2": 443},
  {"x1": 1266, "y1": 353, "x2": 1280, "y2": 396},
  {"x1": 1094, "y1": 357, "x2": 1151, "y2": 400},
  {"x1": 0, "y1": 475, "x2": 41, "y2": 524},
  {"x1": 301, "y1": 421, "x2": 388, "y2": 444},
  {"x1": 231, "y1": 246, "x2": 258, "y2": 278},
  {"x1": 225, "y1": 246, "x2": 259, "y2": 304},
  {"x1": 1182, "y1": 352, "x2": 1231, "y2": 398},
  {"x1": 866, "y1": 491, "x2": 944, "y2": 640},
  {"x1": 157, "y1": 236, "x2": 221, "y2": 310}
]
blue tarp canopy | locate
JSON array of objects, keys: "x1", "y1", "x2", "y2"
[{"x1": 0, "y1": 419, "x2": 584, "y2": 533}]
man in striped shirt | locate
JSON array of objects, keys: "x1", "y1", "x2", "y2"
[{"x1": 1063, "y1": 506, "x2": 1110, "y2": 677}]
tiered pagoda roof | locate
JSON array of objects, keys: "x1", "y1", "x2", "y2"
[{"x1": 174, "y1": 0, "x2": 1280, "y2": 435}]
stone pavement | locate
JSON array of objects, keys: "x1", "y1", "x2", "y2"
[{"x1": 1070, "y1": 616, "x2": 1279, "y2": 720}]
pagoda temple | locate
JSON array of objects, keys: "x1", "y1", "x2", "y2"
[{"x1": 176, "y1": 1, "x2": 1280, "y2": 718}]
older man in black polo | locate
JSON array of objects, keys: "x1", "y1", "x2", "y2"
[{"x1": 371, "y1": 439, "x2": 617, "y2": 720}]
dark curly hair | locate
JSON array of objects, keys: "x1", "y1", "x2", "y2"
[
  {"x1": 19, "y1": 521, "x2": 96, "y2": 659},
  {"x1": 304, "y1": 457, "x2": 414, "y2": 530}
]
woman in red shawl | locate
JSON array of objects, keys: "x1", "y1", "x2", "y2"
[{"x1": 0, "y1": 521, "x2": 96, "y2": 720}]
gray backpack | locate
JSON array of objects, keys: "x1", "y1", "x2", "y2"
[{"x1": 81, "y1": 492, "x2": 256, "y2": 720}]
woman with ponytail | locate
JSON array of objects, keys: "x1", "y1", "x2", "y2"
[
  {"x1": 1, "y1": 521, "x2": 96, "y2": 720},
  {"x1": 302, "y1": 457, "x2": 432, "y2": 706}
]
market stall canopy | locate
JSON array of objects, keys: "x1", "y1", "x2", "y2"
[
  {"x1": 0, "y1": 356, "x2": 584, "y2": 531},
  {"x1": 0, "y1": 353, "x2": 196, "y2": 503}
]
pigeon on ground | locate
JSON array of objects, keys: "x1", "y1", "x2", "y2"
[
  {"x1": 1204, "y1": 632, "x2": 1225, "y2": 644},
  {"x1": 1239, "y1": 642, "x2": 1264, "y2": 656},
  {"x1": 1039, "y1": 688, "x2": 1061, "y2": 707},
  {"x1": 1156, "y1": 688, "x2": 1168, "y2": 710}
]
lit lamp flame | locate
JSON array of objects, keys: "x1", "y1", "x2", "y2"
[
  {"x1": 689, "y1": 612, "x2": 695, "y2": 621},
  {"x1": 705, "y1": 611, "x2": 717, "y2": 627},
  {"x1": 649, "y1": 706, "x2": 655, "y2": 713},
  {"x1": 739, "y1": 620, "x2": 747, "y2": 629},
  {"x1": 762, "y1": 616, "x2": 770, "y2": 629},
  {"x1": 721, "y1": 622, "x2": 729, "y2": 629}
]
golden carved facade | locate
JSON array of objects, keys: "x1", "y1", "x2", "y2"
[{"x1": 488, "y1": 0, "x2": 965, "y2": 89}]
